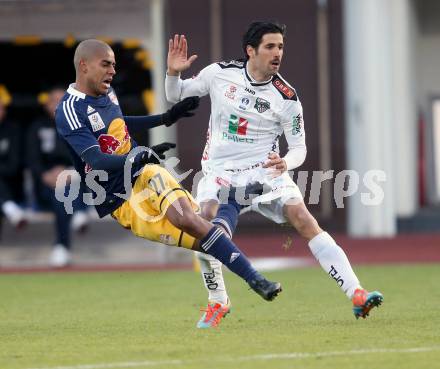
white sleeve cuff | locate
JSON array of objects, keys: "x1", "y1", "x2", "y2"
[
  {"x1": 165, "y1": 74, "x2": 182, "y2": 103},
  {"x1": 283, "y1": 146, "x2": 307, "y2": 170}
]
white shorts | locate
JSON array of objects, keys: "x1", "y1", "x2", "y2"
[{"x1": 196, "y1": 170, "x2": 303, "y2": 224}]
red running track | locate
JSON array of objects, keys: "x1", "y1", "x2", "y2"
[
  {"x1": 1, "y1": 232, "x2": 439, "y2": 274},
  {"x1": 234, "y1": 232, "x2": 440, "y2": 264}
]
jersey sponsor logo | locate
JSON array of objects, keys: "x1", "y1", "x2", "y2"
[
  {"x1": 273, "y1": 78, "x2": 296, "y2": 99},
  {"x1": 292, "y1": 113, "x2": 303, "y2": 135},
  {"x1": 222, "y1": 131, "x2": 255, "y2": 143},
  {"x1": 224, "y1": 85, "x2": 237, "y2": 100},
  {"x1": 87, "y1": 105, "x2": 95, "y2": 114},
  {"x1": 245, "y1": 87, "x2": 256, "y2": 95},
  {"x1": 239, "y1": 97, "x2": 251, "y2": 110},
  {"x1": 254, "y1": 97, "x2": 271, "y2": 113},
  {"x1": 105, "y1": 119, "x2": 131, "y2": 154},
  {"x1": 97, "y1": 120, "x2": 131, "y2": 154},
  {"x1": 228, "y1": 114, "x2": 248, "y2": 135},
  {"x1": 88, "y1": 112, "x2": 106, "y2": 132},
  {"x1": 108, "y1": 91, "x2": 119, "y2": 105},
  {"x1": 223, "y1": 114, "x2": 255, "y2": 143},
  {"x1": 98, "y1": 134, "x2": 121, "y2": 154}
]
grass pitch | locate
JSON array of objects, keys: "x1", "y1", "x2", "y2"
[{"x1": 1, "y1": 264, "x2": 440, "y2": 369}]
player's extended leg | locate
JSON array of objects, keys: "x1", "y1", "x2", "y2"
[
  {"x1": 284, "y1": 200, "x2": 383, "y2": 318},
  {"x1": 195, "y1": 200, "x2": 240, "y2": 328},
  {"x1": 166, "y1": 196, "x2": 282, "y2": 303}
]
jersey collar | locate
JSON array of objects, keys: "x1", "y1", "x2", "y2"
[
  {"x1": 67, "y1": 84, "x2": 86, "y2": 99},
  {"x1": 244, "y1": 61, "x2": 273, "y2": 86}
]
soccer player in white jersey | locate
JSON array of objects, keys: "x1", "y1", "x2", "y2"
[{"x1": 165, "y1": 21, "x2": 383, "y2": 328}]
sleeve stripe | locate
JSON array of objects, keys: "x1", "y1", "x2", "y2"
[
  {"x1": 70, "y1": 96, "x2": 82, "y2": 129},
  {"x1": 62, "y1": 100, "x2": 75, "y2": 130},
  {"x1": 67, "y1": 95, "x2": 80, "y2": 129},
  {"x1": 63, "y1": 95, "x2": 81, "y2": 130},
  {"x1": 65, "y1": 95, "x2": 78, "y2": 130}
]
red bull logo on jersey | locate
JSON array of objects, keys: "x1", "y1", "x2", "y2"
[
  {"x1": 98, "y1": 134, "x2": 121, "y2": 154},
  {"x1": 97, "y1": 118, "x2": 131, "y2": 154}
]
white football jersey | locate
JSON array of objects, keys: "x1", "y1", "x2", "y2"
[{"x1": 165, "y1": 60, "x2": 306, "y2": 174}]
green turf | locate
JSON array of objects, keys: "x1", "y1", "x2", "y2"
[{"x1": 1, "y1": 264, "x2": 440, "y2": 369}]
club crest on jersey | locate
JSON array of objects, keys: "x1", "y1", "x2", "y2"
[
  {"x1": 88, "y1": 112, "x2": 106, "y2": 132},
  {"x1": 239, "y1": 97, "x2": 251, "y2": 110},
  {"x1": 254, "y1": 97, "x2": 270, "y2": 113},
  {"x1": 108, "y1": 91, "x2": 119, "y2": 105},
  {"x1": 224, "y1": 85, "x2": 237, "y2": 100}
]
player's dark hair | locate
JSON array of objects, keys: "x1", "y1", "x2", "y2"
[{"x1": 242, "y1": 21, "x2": 286, "y2": 59}]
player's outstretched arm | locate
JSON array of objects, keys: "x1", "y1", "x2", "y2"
[
  {"x1": 167, "y1": 34, "x2": 198, "y2": 76},
  {"x1": 161, "y1": 96, "x2": 200, "y2": 126},
  {"x1": 124, "y1": 96, "x2": 200, "y2": 134}
]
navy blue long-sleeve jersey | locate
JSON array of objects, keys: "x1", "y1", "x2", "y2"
[{"x1": 55, "y1": 84, "x2": 148, "y2": 217}]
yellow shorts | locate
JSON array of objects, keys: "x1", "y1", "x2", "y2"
[{"x1": 112, "y1": 164, "x2": 198, "y2": 249}]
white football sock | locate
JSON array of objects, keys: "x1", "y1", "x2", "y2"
[
  {"x1": 308, "y1": 231, "x2": 361, "y2": 298},
  {"x1": 196, "y1": 251, "x2": 229, "y2": 305}
]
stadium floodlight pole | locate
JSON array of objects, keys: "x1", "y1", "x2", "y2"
[
  {"x1": 317, "y1": 0, "x2": 333, "y2": 220},
  {"x1": 149, "y1": 0, "x2": 177, "y2": 151},
  {"x1": 150, "y1": 0, "x2": 176, "y2": 263},
  {"x1": 210, "y1": 0, "x2": 222, "y2": 62}
]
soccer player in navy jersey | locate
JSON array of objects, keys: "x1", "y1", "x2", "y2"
[{"x1": 55, "y1": 39, "x2": 282, "y2": 304}]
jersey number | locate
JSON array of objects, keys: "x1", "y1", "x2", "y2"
[{"x1": 148, "y1": 173, "x2": 166, "y2": 196}]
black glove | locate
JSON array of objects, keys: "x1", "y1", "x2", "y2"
[
  {"x1": 136, "y1": 142, "x2": 176, "y2": 165},
  {"x1": 162, "y1": 96, "x2": 200, "y2": 127}
]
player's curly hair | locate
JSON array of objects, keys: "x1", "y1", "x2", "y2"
[{"x1": 242, "y1": 21, "x2": 286, "y2": 59}]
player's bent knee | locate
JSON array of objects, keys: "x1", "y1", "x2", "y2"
[
  {"x1": 170, "y1": 209, "x2": 201, "y2": 233},
  {"x1": 288, "y1": 206, "x2": 321, "y2": 238},
  {"x1": 200, "y1": 200, "x2": 218, "y2": 221}
]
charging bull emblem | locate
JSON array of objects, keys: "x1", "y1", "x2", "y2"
[{"x1": 97, "y1": 118, "x2": 131, "y2": 155}]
